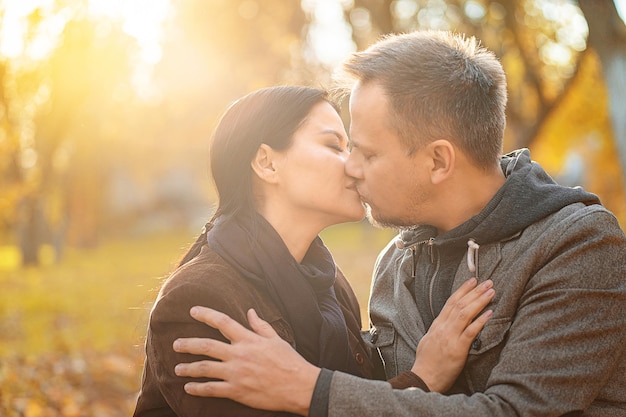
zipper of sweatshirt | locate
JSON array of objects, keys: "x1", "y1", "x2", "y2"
[
  {"x1": 427, "y1": 239, "x2": 440, "y2": 319},
  {"x1": 396, "y1": 237, "x2": 433, "y2": 278}
]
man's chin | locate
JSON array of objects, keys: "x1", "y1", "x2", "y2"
[
  {"x1": 365, "y1": 205, "x2": 417, "y2": 230},
  {"x1": 365, "y1": 206, "x2": 394, "y2": 229}
]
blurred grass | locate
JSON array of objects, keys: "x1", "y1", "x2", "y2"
[
  {"x1": 0, "y1": 222, "x2": 395, "y2": 416},
  {"x1": 0, "y1": 230, "x2": 192, "y2": 417},
  {"x1": 321, "y1": 221, "x2": 396, "y2": 323},
  {"x1": 0, "y1": 232, "x2": 192, "y2": 356}
]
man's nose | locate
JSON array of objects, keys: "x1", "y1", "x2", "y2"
[{"x1": 345, "y1": 152, "x2": 361, "y2": 179}]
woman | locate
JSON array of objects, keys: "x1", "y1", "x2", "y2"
[{"x1": 133, "y1": 86, "x2": 494, "y2": 416}]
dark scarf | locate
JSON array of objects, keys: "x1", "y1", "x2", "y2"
[{"x1": 207, "y1": 212, "x2": 360, "y2": 375}]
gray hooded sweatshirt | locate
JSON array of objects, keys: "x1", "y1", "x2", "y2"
[{"x1": 311, "y1": 149, "x2": 626, "y2": 417}]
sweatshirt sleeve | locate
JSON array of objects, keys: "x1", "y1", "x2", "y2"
[
  {"x1": 308, "y1": 369, "x2": 333, "y2": 417},
  {"x1": 309, "y1": 369, "x2": 429, "y2": 417}
]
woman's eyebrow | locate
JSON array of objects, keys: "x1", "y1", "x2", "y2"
[
  {"x1": 319, "y1": 128, "x2": 343, "y2": 137},
  {"x1": 320, "y1": 128, "x2": 348, "y2": 143}
]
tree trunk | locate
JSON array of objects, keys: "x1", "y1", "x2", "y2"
[
  {"x1": 578, "y1": 0, "x2": 626, "y2": 188},
  {"x1": 17, "y1": 196, "x2": 44, "y2": 266}
]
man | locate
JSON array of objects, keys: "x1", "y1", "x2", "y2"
[{"x1": 173, "y1": 31, "x2": 626, "y2": 416}]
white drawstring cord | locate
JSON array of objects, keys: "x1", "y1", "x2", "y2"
[
  {"x1": 467, "y1": 239, "x2": 479, "y2": 278},
  {"x1": 467, "y1": 238, "x2": 483, "y2": 350}
]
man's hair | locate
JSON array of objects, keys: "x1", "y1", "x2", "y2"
[{"x1": 336, "y1": 30, "x2": 507, "y2": 168}]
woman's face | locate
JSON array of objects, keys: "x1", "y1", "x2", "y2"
[{"x1": 273, "y1": 101, "x2": 365, "y2": 228}]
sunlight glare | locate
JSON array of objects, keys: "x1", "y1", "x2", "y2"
[
  {"x1": 0, "y1": 0, "x2": 169, "y2": 64},
  {"x1": 303, "y1": 0, "x2": 355, "y2": 67},
  {"x1": 87, "y1": 0, "x2": 170, "y2": 101},
  {"x1": 617, "y1": 0, "x2": 626, "y2": 21},
  {"x1": 88, "y1": 0, "x2": 170, "y2": 64},
  {"x1": 0, "y1": 0, "x2": 55, "y2": 58}
]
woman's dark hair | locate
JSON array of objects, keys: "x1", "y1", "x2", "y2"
[{"x1": 178, "y1": 86, "x2": 332, "y2": 266}]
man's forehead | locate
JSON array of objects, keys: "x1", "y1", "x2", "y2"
[{"x1": 348, "y1": 81, "x2": 388, "y2": 112}]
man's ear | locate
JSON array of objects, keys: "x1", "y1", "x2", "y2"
[
  {"x1": 427, "y1": 140, "x2": 455, "y2": 185},
  {"x1": 251, "y1": 144, "x2": 279, "y2": 184}
]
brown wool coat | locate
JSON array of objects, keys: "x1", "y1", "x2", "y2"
[{"x1": 133, "y1": 243, "x2": 379, "y2": 417}]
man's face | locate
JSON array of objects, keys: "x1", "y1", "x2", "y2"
[{"x1": 346, "y1": 82, "x2": 434, "y2": 229}]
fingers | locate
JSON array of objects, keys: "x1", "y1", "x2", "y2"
[
  {"x1": 189, "y1": 306, "x2": 255, "y2": 343},
  {"x1": 247, "y1": 309, "x2": 279, "y2": 338},
  {"x1": 453, "y1": 284, "x2": 494, "y2": 329},
  {"x1": 444, "y1": 277, "x2": 478, "y2": 308},
  {"x1": 173, "y1": 337, "x2": 230, "y2": 360},
  {"x1": 461, "y1": 309, "x2": 493, "y2": 343},
  {"x1": 183, "y1": 380, "x2": 231, "y2": 398},
  {"x1": 442, "y1": 279, "x2": 493, "y2": 319},
  {"x1": 435, "y1": 279, "x2": 494, "y2": 336},
  {"x1": 173, "y1": 308, "x2": 274, "y2": 360},
  {"x1": 175, "y1": 359, "x2": 229, "y2": 380}
]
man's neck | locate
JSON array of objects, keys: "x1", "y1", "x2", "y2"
[{"x1": 436, "y1": 163, "x2": 506, "y2": 233}]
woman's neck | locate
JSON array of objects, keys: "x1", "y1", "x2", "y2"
[{"x1": 257, "y1": 207, "x2": 323, "y2": 263}]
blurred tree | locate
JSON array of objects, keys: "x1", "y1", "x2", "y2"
[
  {"x1": 3, "y1": 0, "x2": 623, "y2": 267},
  {"x1": 344, "y1": 0, "x2": 587, "y2": 149},
  {"x1": 1, "y1": 0, "x2": 312, "y2": 266},
  {"x1": 0, "y1": 7, "x2": 54, "y2": 265},
  {"x1": 41, "y1": 18, "x2": 136, "y2": 249},
  {"x1": 0, "y1": 61, "x2": 29, "y2": 255},
  {"x1": 135, "y1": 0, "x2": 310, "y2": 222},
  {"x1": 578, "y1": 0, "x2": 626, "y2": 189},
  {"x1": 0, "y1": 2, "x2": 139, "y2": 265}
]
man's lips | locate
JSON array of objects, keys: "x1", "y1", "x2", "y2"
[
  {"x1": 346, "y1": 182, "x2": 367, "y2": 202},
  {"x1": 353, "y1": 186, "x2": 367, "y2": 202}
]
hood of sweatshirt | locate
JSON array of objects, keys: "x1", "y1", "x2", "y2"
[
  {"x1": 397, "y1": 148, "x2": 601, "y2": 250},
  {"x1": 392, "y1": 148, "x2": 602, "y2": 353}
]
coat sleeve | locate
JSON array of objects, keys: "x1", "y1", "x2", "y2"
[
  {"x1": 142, "y1": 273, "x2": 296, "y2": 417},
  {"x1": 325, "y1": 207, "x2": 626, "y2": 417}
]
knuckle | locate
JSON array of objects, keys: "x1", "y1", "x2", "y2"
[
  {"x1": 457, "y1": 308, "x2": 469, "y2": 321},
  {"x1": 454, "y1": 300, "x2": 467, "y2": 312},
  {"x1": 230, "y1": 347, "x2": 249, "y2": 362},
  {"x1": 213, "y1": 312, "x2": 231, "y2": 327},
  {"x1": 199, "y1": 339, "x2": 214, "y2": 352},
  {"x1": 198, "y1": 360, "x2": 213, "y2": 373}
]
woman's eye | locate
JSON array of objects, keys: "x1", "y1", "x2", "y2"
[{"x1": 328, "y1": 144, "x2": 344, "y2": 152}]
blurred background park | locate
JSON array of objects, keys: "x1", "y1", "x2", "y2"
[{"x1": 0, "y1": 0, "x2": 625, "y2": 415}]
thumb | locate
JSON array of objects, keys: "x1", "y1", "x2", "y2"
[{"x1": 247, "y1": 308, "x2": 278, "y2": 338}]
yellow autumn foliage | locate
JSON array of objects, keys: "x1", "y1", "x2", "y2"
[{"x1": 531, "y1": 49, "x2": 626, "y2": 226}]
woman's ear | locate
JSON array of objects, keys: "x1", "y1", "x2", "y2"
[
  {"x1": 427, "y1": 140, "x2": 455, "y2": 184},
  {"x1": 251, "y1": 144, "x2": 279, "y2": 184}
]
